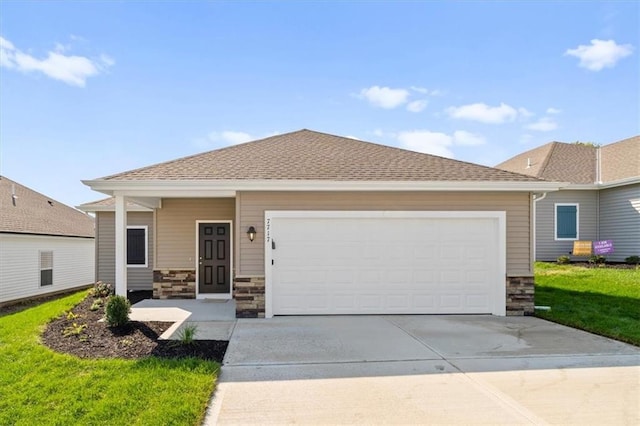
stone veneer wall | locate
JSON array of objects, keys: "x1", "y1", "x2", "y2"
[
  {"x1": 153, "y1": 270, "x2": 196, "y2": 299},
  {"x1": 234, "y1": 276, "x2": 265, "y2": 318},
  {"x1": 506, "y1": 276, "x2": 535, "y2": 316}
]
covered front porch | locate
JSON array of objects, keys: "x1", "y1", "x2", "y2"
[{"x1": 103, "y1": 192, "x2": 264, "y2": 319}]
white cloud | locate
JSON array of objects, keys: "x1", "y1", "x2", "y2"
[
  {"x1": 0, "y1": 36, "x2": 113, "y2": 87},
  {"x1": 359, "y1": 85, "x2": 409, "y2": 109},
  {"x1": 546, "y1": 107, "x2": 562, "y2": 114},
  {"x1": 526, "y1": 117, "x2": 558, "y2": 132},
  {"x1": 345, "y1": 135, "x2": 360, "y2": 140},
  {"x1": 208, "y1": 130, "x2": 253, "y2": 145},
  {"x1": 398, "y1": 130, "x2": 454, "y2": 158},
  {"x1": 406, "y1": 99, "x2": 428, "y2": 113},
  {"x1": 397, "y1": 129, "x2": 486, "y2": 158},
  {"x1": 445, "y1": 102, "x2": 518, "y2": 124},
  {"x1": 452, "y1": 130, "x2": 486, "y2": 146},
  {"x1": 410, "y1": 86, "x2": 429, "y2": 94},
  {"x1": 410, "y1": 86, "x2": 444, "y2": 96},
  {"x1": 565, "y1": 39, "x2": 633, "y2": 71},
  {"x1": 517, "y1": 107, "x2": 534, "y2": 118}
]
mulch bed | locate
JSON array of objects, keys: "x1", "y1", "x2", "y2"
[{"x1": 41, "y1": 296, "x2": 228, "y2": 362}]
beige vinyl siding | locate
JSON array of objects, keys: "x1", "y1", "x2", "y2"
[
  {"x1": 534, "y1": 190, "x2": 598, "y2": 261},
  {"x1": 155, "y1": 198, "x2": 235, "y2": 269},
  {"x1": 237, "y1": 191, "x2": 532, "y2": 276},
  {"x1": 96, "y1": 212, "x2": 154, "y2": 290},
  {"x1": 0, "y1": 234, "x2": 94, "y2": 304},
  {"x1": 599, "y1": 184, "x2": 640, "y2": 261}
]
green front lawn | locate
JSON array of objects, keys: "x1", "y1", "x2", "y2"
[
  {"x1": 0, "y1": 291, "x2": 219, "y2": 426},
  {"x1": 534, "y1": 262, "x2": 640, "y2": 346}
]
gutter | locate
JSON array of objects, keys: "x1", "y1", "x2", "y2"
[{"x1": 82, "y1": 179, "x2": 568, "y2": 196}]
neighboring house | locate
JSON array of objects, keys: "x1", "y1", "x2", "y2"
[
  {"x1": 78, "y1": 197, "x2": 154, "y2": 292},
  {"x1": 81, "y1": 129, "x2": 561, "y2": 318},
  {"x1": 0, "y1": 176, "x2": 95, "y2": 306},
  {"x1": 496, "y1": 136, "x2": 639, "y2": 262}
]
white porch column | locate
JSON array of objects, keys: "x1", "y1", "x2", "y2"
[{"x1": 114, "y1": 194, "x2": 128, "y2": 296}]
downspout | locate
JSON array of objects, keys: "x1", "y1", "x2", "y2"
[
  {"x1": 596, "y1": 146, "x2": 601, "y2": 239},
  {"x1": 532, "y1": 192, "x2": 548, "y2": 263}
]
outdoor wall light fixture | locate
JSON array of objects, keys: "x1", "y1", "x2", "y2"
[{"x1": 247, "y1": 226, "x2": 257, "y2": 242}]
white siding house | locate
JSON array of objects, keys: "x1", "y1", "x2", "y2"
[{"x1": 0, "y1": 176, "x2": 95, "y2": 306}]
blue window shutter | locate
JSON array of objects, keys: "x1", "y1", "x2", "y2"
[{"x1": 557, "y1": 205, "x2": 577, "y2": 239}]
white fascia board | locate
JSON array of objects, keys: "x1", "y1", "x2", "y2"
[
  {"x1": 558, "y1": 177, "x2": 640, "y2": 191},
  {"x1": 77, "y1": 205, "x2": 153, "y2": 213},
  {"x1": 83, "y1": 179, "x2": 567, "y2": 194},
  {"x1": 599, "y1": 176, "x2": 640, "y2": 189}
]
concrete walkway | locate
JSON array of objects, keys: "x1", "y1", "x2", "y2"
[
  {"x1": 130, "y1": 299, "x2": 236, "y2": 340},
  {"x1": 206, "y1": 315, "x2": 640, "y2": 425}
]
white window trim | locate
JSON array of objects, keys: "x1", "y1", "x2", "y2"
[
  {"x1": 127, "y1": 225, "x2": 148, "y2": 268},
  {"x1": 39, "y1": 250, "x2": 53, "y2": 287},
  {"x1": 554, "y1": 203, "x2": 579, "y2": 241}
]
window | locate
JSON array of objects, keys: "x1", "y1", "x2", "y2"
[
  {"x1": 127, "y1": 226, "x2": 148, "y2": 267},
  {"x1": 555, "y1": 204, "x2": 579, "y2": 240},
  {"x1": 40, "y1": 251, "x2": 53, "y2": 286}
]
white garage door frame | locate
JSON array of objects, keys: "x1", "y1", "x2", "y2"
[{"x1": 264, "y1": 210, "x2": 506, "y2": 318}]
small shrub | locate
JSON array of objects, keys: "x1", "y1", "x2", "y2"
[
  {"x1": 588, "y1": 255, "x2": 606, "y2": 265},
  {"x1": 624, "y1": 255, "x2": 640, "y2": 265},
  {"x1": 63, "y1": 322, "x2": 87, "y2": 337},
  {"x1": 556, "y1": 255, "x2": 571, "y2": 264},
  {"x1": 90, "y1": 299, "x2": 104, "y2": 311},
  {"x1": 90, "y1": 281, "x2": 113, "y2": 298},
  {"x1": 105, "y1": 295, "x2": 131, "y2": 327},
  {"x1": 177, "y1": 323, "x2": 198, "y2": 345}
]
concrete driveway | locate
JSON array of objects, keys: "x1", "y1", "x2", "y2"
[{"x1": 206, "y1": 315, "x2": 640, "y2": 425}]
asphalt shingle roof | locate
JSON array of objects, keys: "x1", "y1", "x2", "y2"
[
  {"x1": 495, "y1": 136, "x2": 639, "y2": 184},
  {"x1": 0, "y1": 176, "x2": 95, "y2": 238},
  {"x1": 98, "y1": 129, "x2": 542, "y2": 183},
  {"x1": 600, "y1": 136, "x2": 640, "y2": 182}
]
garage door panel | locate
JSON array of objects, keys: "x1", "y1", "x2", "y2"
[{"x1": 270, "y1": 213, "x2": 503, "y2": 315}]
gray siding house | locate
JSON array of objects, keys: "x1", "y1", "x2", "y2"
[
  {"x1": 496, "y1": 136, "x2": 639, "y2": 262},
  {"x1": 78, "y1": 199, "x2": 154, "y2": 291}
]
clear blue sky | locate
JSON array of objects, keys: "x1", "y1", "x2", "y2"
[{"x1": 1, "y1": 1, "x2": 638, "y2": 208}]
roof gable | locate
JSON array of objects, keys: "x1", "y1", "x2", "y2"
[
  {"x1": 98, "y1": 129, "x2": 541, "y2": 183},
  {"x1": 0, "y1": 176, "x2": 94, "y2": 238},
  {"x1": 496, "y1": 136, "x2": 639, "y2": 185}
]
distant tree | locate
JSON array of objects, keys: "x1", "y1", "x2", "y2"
[{"x1": 573, "y1": 141, "x2": 601, "y2": 148}]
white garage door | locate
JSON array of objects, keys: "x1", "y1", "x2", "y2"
[{"x1": 265, "y1": 211, "x2": 505, "y2": 317}]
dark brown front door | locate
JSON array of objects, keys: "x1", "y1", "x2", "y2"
[{"x1": 198, "y1": 223, "x2": 231, "y2": 294}]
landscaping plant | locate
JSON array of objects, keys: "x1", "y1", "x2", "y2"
[
  {"x1": 624, "y1": 255, "x2": 640, "y2": 265},
  {"x1": 177, "y1": 323, "x2": 199, "y2": 345},
  {"x1": 90, "y1": 281, "x2": 113, "y2": 298},
  {"x1": 105, "y1": 295, "x2": 131, "y2": 327}
]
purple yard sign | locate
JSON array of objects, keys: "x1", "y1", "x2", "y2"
[{"x1": 593, "y1": 240, "x2": 614, "y2": 255}]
